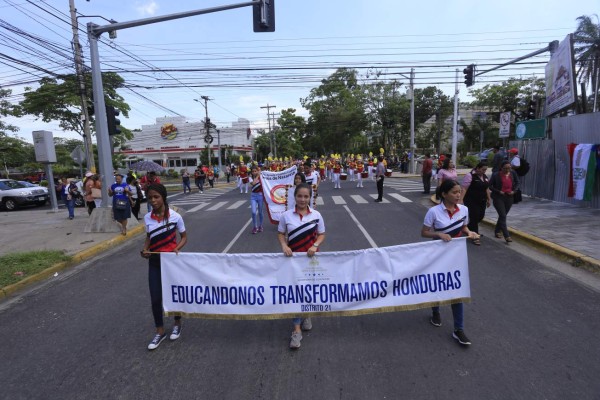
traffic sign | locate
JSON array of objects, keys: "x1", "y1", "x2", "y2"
[
  {"x1": 499, "y1": 112, "x2": 511, "y2": 138},
  {"x1": 204, "y1": 134, "x2": 213, "y2": 144},
  {"x1": 515, "y1": 119, "x2": 546, "y2": 140}
]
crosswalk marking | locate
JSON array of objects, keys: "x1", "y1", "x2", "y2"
[
  {"x1": 332, "y1": 196, "x2": 346, "y2": 204},
  {"x1": 188, "y1": 203, "x2": 209, "y2": 212},
  {"x1": 351, "y1": 195, "x2": 368, "y2": 204},
  {"x1": 368, "y1": 194, "x2": 390, "y2": 203},
  {"x1": 388, "y1": 193, "x2": 412, "y2": 203},
  {"x1": 316, "y1": 197, "x2": 324, "y2": 205},
  {"x1": 206, "y1": 201, "x2": 228, "y2": 211},
  {"x1": 227, "y1": 200, "x2": 247, "y2": 209}
]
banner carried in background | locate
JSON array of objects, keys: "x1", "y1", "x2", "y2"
[
  {"x1": 161, "y1": 239, "x2": 471, "y2": 320},
  {"x1": 260, "y1": 165, "x2": 297, "y2": 223},
  {"x1": 571, "y1": 144, "x2": 597, "y2": 201},
  {"x1": 545, "y1": 34, "x2": 576, "y2": 116}
]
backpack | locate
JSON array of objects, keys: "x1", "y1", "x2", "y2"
[{"x1": 516, "y1": 157, "x2": 530, "y2": 177}]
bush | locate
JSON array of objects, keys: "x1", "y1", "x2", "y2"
[
  {"x1": 461, "y1": 155, "x2": 479, "y2": 168},
  {"x1": 167, "y1": 169, "x2": 179, "y2": 178}
]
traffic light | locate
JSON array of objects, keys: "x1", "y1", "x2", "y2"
[
  {"x1": 106, "y1": 105, "x2": 121, "y2": 136},
  {"x1": 253, "y1": 0, "x2": 275, "y2": 32},
  {"x1": 463, "y1": 64, "x2": 475, "y2": 87},
  {"x1": 526, "y1": 99, "x2": 537, "y2": 120}
]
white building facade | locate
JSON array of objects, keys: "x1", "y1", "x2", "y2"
[{"x1": 118, "y1": 117, "x2": 253, "y2": 172}]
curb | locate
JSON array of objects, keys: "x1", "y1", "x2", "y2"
[
  {"x1": 480, "y1": 218, "x2": 600, "y2": 274},
  {"x1": 0, "y1": 223, "x2": 146, "y2": 300},
  {"x1": 427, "y1": 197, "x2": 600, "y2": 274}
]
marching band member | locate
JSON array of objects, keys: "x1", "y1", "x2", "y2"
[
  {"x1": 348, "y1": 156, "x2": 356, "y2": 182},
  {"x1": 238, "y1": 157, "x2": 249, "y2": 194},
  {"x1": 332, "y1": 157, "x2": 342, "y2": 189},
  {"x1": 356, "y1": 157, "x2": 365, "y2": 188}
]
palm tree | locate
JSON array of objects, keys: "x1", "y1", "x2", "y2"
[{"x1": 574, "y1": 15, "x2": 600, "y2": 111}]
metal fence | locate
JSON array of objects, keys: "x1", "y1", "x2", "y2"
[{"x1": 510, "y1": 112, "x2": 600, "y2": 209}]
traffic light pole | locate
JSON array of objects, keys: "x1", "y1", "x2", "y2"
[{"x1": 452, "y1": 69, "x2": 459, "y2": 164}]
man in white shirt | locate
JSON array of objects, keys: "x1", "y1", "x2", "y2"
[{"x1": 509, "y1": 148, "x2": 520, "y2": 171}]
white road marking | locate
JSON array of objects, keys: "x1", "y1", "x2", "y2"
[
  {"x1": 343, "y1": 205, "x2": 378, "y2": 248},
  {"x1": 222, "y1": 218, "x2": 253, "y2": 253},
  {"x1": 316, "y1": 197, "x2": 324, "y2": 205},
  {"x1": 350, "y1": 195, "x2": 368, "y2": 204},
  {"x1": 332, "y1": 196, "x2": 346, "y2": 204},
  {"x1": 388, "y1": 193, "x2": 412, "y2": 203},
  {"x1": 206, "y1": 201, "x2": 228, "y2": 211},
  {"x1": 227, "y1": 200, "x2": 247, "y2": 209},
  {"x1": 368, "y1": 194, "x2": 390, "y2": 203},
  {"x1": 187, "y1": 203, "x2": 209, "y2": 213}
]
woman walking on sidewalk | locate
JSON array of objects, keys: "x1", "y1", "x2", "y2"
[
  {"x1": 141, "y1": 183, "x2": 187, "y2": 351},
  {"x1": 278, "y1": 183, "x2": 326, "y2": 350},
  {"x1": 421, "y1": 179, "x2": 479, "y2": 346},
  {"x1": 249, "y1": 166, "x2": 264, "y2": 234},
  {"x1": 461, "y1": 161, "x2": 491, "y2": 245},
  {"x1": 489, "y1": 160, "x2": 520, "y2": 243},
  {"x1": 108, "y1": 174, "x2": 131, "y2": 235}
]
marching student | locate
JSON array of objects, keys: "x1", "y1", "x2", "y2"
[
  {"x1": 332, "y1": 159, "x2": 342, "y2": 189},
  {"x1": 278, "y1": 183, "x2": 326, "y2": 349},
  {"x1": 421, "y1": 179, "x2": 479, "y2": 346},
  {"x1": 249, "y1": 165, "x2": 264, "y2": 234},
  {"x1": 141, "y1": 183, "x2": 188, "y2": 351}
]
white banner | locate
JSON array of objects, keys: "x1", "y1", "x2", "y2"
[
  {"x1": 260, "y1": 165, "x2": 297, "y2": 223},
  {"x1": 161, "y1": 239, "x2": 471, "y2": 320}
]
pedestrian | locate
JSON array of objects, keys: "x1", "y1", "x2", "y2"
[
  {"x1": 421, "y1": 152, "x2": 433, "y2": 194},
  {"x1": 90, "y1": 175, "x2": 102, "y2": 208},
  {"x1": 83, "y1": 172, "x2": 96, "y2": 216},
  {"x1": 491, "y1": 145, "x2": 505, "y2": 173},
  {"x1": 60, "y1": 177, "x2": 77, "y2": 220},
  {"x1": 181, "y1": 169, "x2": 191, "y2": 194},
  {"x1": 249, "y1": 166, "x2": 264, "y2": 234},
  {"x1": 140, "y1": 171, "x2": 161, "y2": 212},
  {"x1": 508, "y1": 148, "x2": 521, "y2": 172},
  {"x1": 278, "y1": 183, "x2": 326, "y2": 349},
  {"x1": 207, "y1": 167, "x2": 215, "y2": 188},
  {"x1": 141, "y1": 183, "x2": 187, "y2": 351},
  {"x1": 460, "y1": 161, "x2": 491, "y2": 245},
  {"x1": 108, "y1": 173, "x2": 131, "y2": 236},
  {"x1": 197, "y1": 166, "x2": 206, "y2": 193},
  {"x1": 127, "y1": 175, "x2": 142, "y2": 220},
  {"x1": 422, "y1": 179, "x2": 479, "y2": 346},
  {"x1": 489, "y1": 160, "x2": 520, "y2": 243},
  {"x1": 374, "y1": 157, "x2": 385, "y2": 202},
  {"x1": 213, "y1": 165, "x2": 220, "y2": 185},
  {"x1": 238, "y1": 162, "x2": 249, "y2": 193},
  {"x1": 226, "y1": 165, "x2": 231, "y2": 183}
]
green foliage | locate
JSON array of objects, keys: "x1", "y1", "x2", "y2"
[
  {"x1": 469, "y1": 77, "x2": 545, "y2": 114},
  {"x1": 0, "y1": 88, "x2": 20, "y2": 134},
  {"x1": 0, "y1": 250, "x2": 71, "y2": 288},
  {"x1": 574, "y1": 15, "x2": 600, "y2": 107},
  {"x1": 461, "y1": 155, "x2": 479, "y2": 168},
  {"x1": 19, "y1": 72, "x2": 132, "y2": 140},
  {"x1": 168, "y1": 169, "x2": 179, "y2": 178}
]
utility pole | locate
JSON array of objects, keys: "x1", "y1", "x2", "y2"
[
  {"x1": 69, "y1": 0, "x2": 95, "y2": 173},
  {"x1": 452, "y1": 69, "x2": 459, "y2": 163},
  {"x1": 260, "y1": 103, "x2": 276, "y2": 156},
  {"x1": 200, "y1": 95, "x2": 212, "y2": 165},
  {"x1": 270, "y1": 111, "x2": 279, "y2": 158},
  {"x1": 409, "y1": 68, "x2": 415, "y2": 174}
]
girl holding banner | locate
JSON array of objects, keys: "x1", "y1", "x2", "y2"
[
  {"x1": 141, "y1": 184, "x2": 188, "y2": 351},
  {"x1": 249, "y1": 166, "x2": 264, "y2": 234},
  {"x1": 421, "y1": 179, "x2": 478, "y2": 346},
  {"x1": 278, "y1": 183, "x2": 326, "y2": 349}
]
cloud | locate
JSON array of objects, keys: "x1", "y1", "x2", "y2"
[{"x1": 135, "y1": 1, "x2": 159, "y2": 16}]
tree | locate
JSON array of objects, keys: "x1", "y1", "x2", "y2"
[
  {"x1": 0, "y1": 88, "x2": 19, "y2": 135},
  {"x1": 301, "y1": 68, "x2": 368, "y2": 155},
  {"x1": 469, "y1": 77, "x2": 545, "y2": 116},
  {"x1": 273, "y1": 108, "x2": 306, "y2": 159},
  {"x1": 574, "y1": 15, "x2": 600, "y2": 110},
  {"x1": 19, "y1": 72, "x2": 132, "y2": 140}
]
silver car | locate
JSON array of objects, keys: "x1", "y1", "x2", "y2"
[{"x1": 0, "y1": 179, "x2": 49, "y2": 210}]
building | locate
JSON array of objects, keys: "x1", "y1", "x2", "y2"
[{"x1": 118, "y1": 117, "x2": 253, "y2": 172}]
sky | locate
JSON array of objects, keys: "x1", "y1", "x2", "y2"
[{"x1": 1, "y1": 0, "x2": 597, "y2": 144}]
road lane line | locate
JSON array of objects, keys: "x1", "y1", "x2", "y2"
[
  {"x1": 187, "y1": 203, "x2": 209, "y2": 213},
  {"x1": 206, "y1": 201, "x2": 227, "y2": 211},
  {"x1": 222, "y1": 218, "x2": 253, "y2": 253},
  {"x1": 343, "y1": 205, "x2": 378, "y2": 248},
  {"x1": 388, "y1": 193, "x2": 412, "y2": 203},
  {"x1": 350, "y1": 195, "x2": 368, "y2": 204},
  {"x1": 227, "y1": 200, "x2": 247, "y2": 209},
  {"x1": 316, "y1": 197, "x2": 324, "y2": 205},
  {"x1": 332, "y1": 196, "x2": 346, "y2": 204}
]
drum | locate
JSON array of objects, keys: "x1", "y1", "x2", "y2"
[
  {"x1": 361, "y1": 171, "x2": 368, "y2": 178},
  {"x1": 340, "y1": 173, "x2": 348, "y2": 181},
  {"x1": 241, "y1": 176, "x2": 249, "y2": 184},
  {"x1": 384, "y1": 169, "x2": 392, "y2": 177}
]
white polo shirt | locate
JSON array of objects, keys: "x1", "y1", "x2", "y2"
[
  {"x1": 278, "y1": 207, "x2": 325, "y2": 252},
  {"x1": 423, "y1": 203, "x2": 469, "y2": 238}
]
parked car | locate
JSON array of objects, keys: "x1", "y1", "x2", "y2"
[
  {"x1": 479, "y1": 148, "x2": 495, "y2": 161},
  {"x1": 0, "y1": 179, "x2": 49, "y2": 210}
]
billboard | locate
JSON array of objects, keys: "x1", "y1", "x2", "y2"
[{"x1": 545, "y1": 35, "x2": 576, "y2": 116}]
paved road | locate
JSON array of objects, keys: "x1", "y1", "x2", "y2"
[{"x1": 1, "y1": 179, "x2": 600, "y2": 399}]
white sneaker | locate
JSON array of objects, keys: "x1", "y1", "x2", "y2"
[
  {"x1": 289, "y1": 331, "x2": 302, "y2": 349},
  {"x1": 301, "y1": 318, "x2": 312, "y2": 331}
]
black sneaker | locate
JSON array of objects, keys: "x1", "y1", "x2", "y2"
[
  {"x1": 147, "y1": 333, "x2": 167, "y2": 350},
  {"x1": 430, "y1": 312, "x2": 442, "y2": 327},
  {"x1": 170, "y1": 325, "x2": 181, "y2": 341},
  {"x1": 453, "y1": 329, "x2": 471, "y2": 345}
]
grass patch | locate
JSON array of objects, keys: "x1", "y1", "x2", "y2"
[{"x1": 0, "y1": 250, "x2": 72, "y2": 288}]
